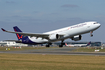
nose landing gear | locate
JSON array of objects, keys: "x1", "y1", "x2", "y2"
[{"x1": 90, "y1": 31, "x2": 93, "y2": 37}]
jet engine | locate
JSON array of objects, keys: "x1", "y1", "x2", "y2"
[
  {"x1": 49, "y1": 34, "x2": 60, "y2": 39},
  {"x1": 71, "y1": 35, "x2": 82, "y2": 41},
  {"x1": 56, "y1": 34, "x2": 59, "y2": 39},
  {"x1": 49, "y1": 34, "x2": 64, "y2": 40}
]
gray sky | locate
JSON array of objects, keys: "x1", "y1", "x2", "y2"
[{"x1": 0, "y1": 0, "x2": 105, "y2": 42}]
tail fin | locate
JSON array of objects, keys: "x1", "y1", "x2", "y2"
[
  {"x1": 13, "y1": 26, "x2": 34, "y2": 44},
  {"x1": 65, "y1": 43, "x2": 71, "y2": 47},
  {"x1": 13, "y1": 26, "x2": 24, "y2": 40},
  {"x1": 86, "y1": 41, "x2": 91, "y2": 46}
]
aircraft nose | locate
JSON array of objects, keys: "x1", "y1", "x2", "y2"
[{"x1": 98, "y1": 23, "x2": 101, "y2": 27}]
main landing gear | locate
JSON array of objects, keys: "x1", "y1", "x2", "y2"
[
  {"x1": 46, "y1": 40, "x2": 64, "y2": 48},
  {"x1": 90, "y1": 31, "x2": 93, "y2": 37},
  {"x1": 59, "y1": 44, "x2": 63, "y2": 47},
  {"x1": 59, "y1": 40, "x2": 64, "y2": 47},
  {"x1": 46, "y1": 43, "x2": 52, "y2": 47},
  {"x1": 46, "y1": 44, "x2": 50, "y2": 47}
]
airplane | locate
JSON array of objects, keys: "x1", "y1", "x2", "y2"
[
  {"x1": 65, "y1": 41, "x2": 91, "y2": 47},
  {"x1": 1, "y1": 21, "x2": 101, "y2": 47}
]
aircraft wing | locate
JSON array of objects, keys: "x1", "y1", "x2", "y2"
[
  {"x1": 4, "y1": 40, "x2": 22, "y2": 43},
  {"x1": 1, "y1": 28, "x2": 50, "y2": 39},
  {"x1": 1, "y1": 28, "x2": 65, "y2": 40}
]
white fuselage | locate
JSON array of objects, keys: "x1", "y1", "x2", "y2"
[{"x1": 28, "y1": 21, "x2": 100, "y2": 43}]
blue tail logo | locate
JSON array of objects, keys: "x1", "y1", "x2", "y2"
[{"x1": 13, "y1": 26, "x2": 23, "y2": 40}]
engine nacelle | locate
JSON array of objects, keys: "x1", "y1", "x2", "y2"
[
  {"x1": 56, "y1": 34, "x2": 59, "y2": 39},
  {"x1": 49, "y1": 34, "x2": 60, "y2": 39},
  {"x1": 71, "y1": 35, "x2": 82, "y2": 41}
]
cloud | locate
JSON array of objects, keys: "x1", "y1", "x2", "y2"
[
  {"x1": 6, "y1": 1, "x2": 15, "y2": 3},
  {"x1": 61, "y1": 4, "x2": 78, "y2": 8}
]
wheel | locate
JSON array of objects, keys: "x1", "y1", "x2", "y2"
[
  {"x1": 46, "y1": 45, "x2": 50, "y2": 47},
  {"x1": 91, "y1": 34, "x2": 93, "y2": 37},
  {"x1": 59, "y1": 45, "x2": 63, "y2": 47}
]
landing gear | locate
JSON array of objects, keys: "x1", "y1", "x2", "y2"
[
  {"x1": 46, "y1": 43, "x2": 52, "y2": 47},
  {"x1": 59, "y1": 44, "x2": 63, "y2": 47},
  {"x1": 91, "y1": 34, "x2": 93, "y2": 37},
  {"x1": 59, "y1": 40, "x2": 64, "y2": 47},
  {"x1": 46, "y1": 45, "x2": 50, "y2": 47},
  {"x1": 90, "y1": 31, "x2": 93, "y2": 37}
]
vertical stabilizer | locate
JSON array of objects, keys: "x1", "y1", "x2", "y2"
[
  {"x1": 86, "y1": 41, "x2": 91, "y2": 46},
  {"x1": 13, "y1": 26, "x2": 24, "y2": 40}
]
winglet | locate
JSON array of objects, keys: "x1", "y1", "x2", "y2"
[{"x1": 1, "y1": 28, "x2": 6, "y2": 32}]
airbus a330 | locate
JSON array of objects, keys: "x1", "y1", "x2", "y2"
[{"x1": 1, "y1": 21, "x2": 101, "y2": 47}]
